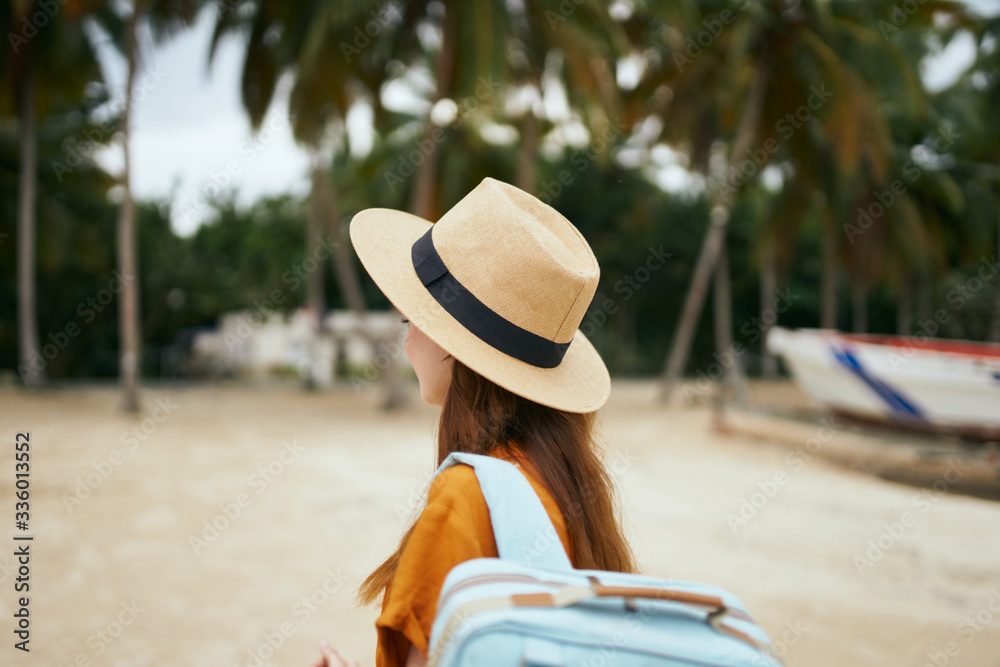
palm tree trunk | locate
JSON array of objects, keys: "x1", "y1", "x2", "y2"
[
  {"x1": 303, "y1": 162, "x2": 330, "y2": 391},
  {"x1": 409, "y1": 5, "x2": 456, "y2": 219},
  {"x1": 16, "y1": 66, "x2": 44, "y2": 388},
  {"x1": 616, "y1": 298, "x2": 634, "y2": 374},
  {"x1": 991, "y1": 286, "x2": 1000, "y2": 343},
  {"x1": 307, "y1": 164, "x2": 328, "y2": 322},
  {"x1": 851, "y1": 281, "x2": 867, "y2": 334},
  {"x1": 917, "y1": 272, "x2": 933, "y2": 323},
  {"x1": 316, "y1": 161, "x2": 406, "y2": 407},
  {"x1": 516, "y1": 110, "x2": 539, "y2": 195},
  {"x1": 991, "y1": 207, "x2": 1000, "y2": 343},
  {"x1": 409, "y1": 126, "x2": 440, "y2": 219},
  {"x1": 897, "y1": 271, "x2": 912, "y2": 335},
  {"x1": 713, "y1": 242, "x2": 747, "y2": 400},
  {"x1": 760, "y1": 238, "x2": 778, "y2": 378},
  {"x1": 117, "y1": 6, "x2": 141, "y2": 411},
  {"x1": 319, "y1": 168, "x2": 367, "y2": 313},
  {"x1": 821, "y1": 210, "x2": 837, "y2": 329},
  {"x1": 660, "y1": 61, "x2": 768, "y2": 402}
]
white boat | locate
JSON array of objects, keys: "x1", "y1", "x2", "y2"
[{"x1": 766, "y1": 327, "x2": 1000, "y2": 441}]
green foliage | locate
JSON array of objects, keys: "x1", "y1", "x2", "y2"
[{"x1": 136, "y1": 193, "x2": 312, "y2": 376}]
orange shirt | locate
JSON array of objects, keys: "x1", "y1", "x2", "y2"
[{"x1": 374, "y1": 446, "x2": 574, "y2": 667}]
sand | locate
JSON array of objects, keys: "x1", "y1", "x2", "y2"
[{"x1": 1, "y1": 379, "x2": 998, "y2": 667}]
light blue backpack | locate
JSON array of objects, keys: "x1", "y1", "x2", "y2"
[{"x1": 427, "y1": 452, "x2": 782, "y2": 667}]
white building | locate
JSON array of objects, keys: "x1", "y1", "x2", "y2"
[{"x1": 189, "y1": 308, "x2": 410, "y2": 386}]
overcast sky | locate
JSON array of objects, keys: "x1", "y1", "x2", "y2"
[{"x1": 93, "y1": 1, "x2": 1000, "y2": 237}]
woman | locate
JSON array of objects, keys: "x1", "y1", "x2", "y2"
[{"x1": 311, "y1": 177, "x2": 636, "y2": 667}]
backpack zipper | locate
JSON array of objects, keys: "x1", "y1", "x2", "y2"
[
  {"x1": 439, "y1": 573, "x2": 549, "y2": 608},
  {"x1": 439, "y1": 571, "x2": 756, "y2": 624}
]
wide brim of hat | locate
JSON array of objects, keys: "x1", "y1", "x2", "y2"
[{"x1": 349, "y1": 208, "x2": 611, "y2": 413}]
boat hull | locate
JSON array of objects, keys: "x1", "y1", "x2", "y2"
[{"x1": 766, "y1": 327, "x2": 1000, "y2": 442}]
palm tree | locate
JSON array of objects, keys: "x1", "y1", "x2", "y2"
[
  {"x1": 14, "y1": 40, "x2": 40, "y2": 388},
  {"x1": 503, "y1": 2, "x2": 628, "y2": 195},
  {"x1": 619, "y1": 0, "x2": 770, "y2": 399},
  {"x1": 930, "y1": 14, "x2": 1000, "y2": 340},
  {"x1": 380, "y1": 0, "x2": 627, "y2": 215},
  {"x1": 623, "y1": 0, "x2": 975, "y2": 399},
  {"x1": 96, "y1": 0, "x2": 200, "y2": 410},
  {"x1": 115, "y1": 5, "x2": 141, "y2": 410},
  {"x1": 2, "y1": 0, "x2": 106, "y2": 387},
  {"x1": 826, "y1": 1, "x2": 981, "y2": 337},
  {"x1": 210, "y1": 0, "x2": 398, "y2": 395}
]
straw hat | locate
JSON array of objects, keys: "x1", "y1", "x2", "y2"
[{"x1": 348, "y1": 177, "x2": 610, "y2": 413}]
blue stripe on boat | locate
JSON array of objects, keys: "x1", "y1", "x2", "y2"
[{"x1": 831, "y1": 344, "x2": 927, "y2": 422}]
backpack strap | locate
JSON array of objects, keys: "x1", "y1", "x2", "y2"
[{"x1": 434, "y1": 451, "x2": 574, "y2": 571}]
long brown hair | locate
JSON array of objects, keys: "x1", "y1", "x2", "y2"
[{"x1": 356, "y1": 357, "x2": 636, "y2": 606}]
